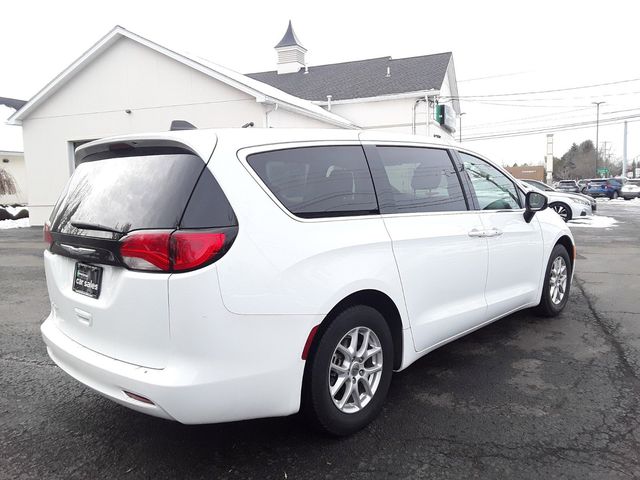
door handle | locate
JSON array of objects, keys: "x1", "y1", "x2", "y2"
[
  {"x1": 468, "y1": 228, "x2": 486, "y2": 238},
  {"x1": 484, "y1": 228, "x2": 503, "y2": 238}
]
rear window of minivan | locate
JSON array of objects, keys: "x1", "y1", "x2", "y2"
[
  {"x1": 247, "y1": 146, "x2": 378, "y2": 218},
  {"x1": 50, "y1": 148, "x2": 235, "y2": 236}
]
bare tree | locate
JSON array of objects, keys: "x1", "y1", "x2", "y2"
[{"x1": 0, "y1": 168, "x2": 17, "y2": 196}]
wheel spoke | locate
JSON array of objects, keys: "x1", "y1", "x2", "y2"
[
  {"x1": 347, "y1": 328, "x2": 359, "y2": 356},
  {"x1": 331, "y1": 362, "x2": 348, "y2": 374},
  {"x1": 351, "y1": 386, "x2": 362, "y2": 409},
  {"x1": 364, "y1": 363, "x2": 382, "y2": 376},
  {"x1": 337, "y1": 380, "x2": 353, "y2": 409},
  {"x1": 330, "y1": 374, "x2": 348, "y2": 396},
  {"x1": 364, "y1": 346, "x2": 382, "y2": 361},
  {"x1": 356, "y1": 329, "x2": 370, "y2": 358},
  {"x1": 336, "y1": 344, "x2": 352, "y2": 361},
  {"x1": 360, "y1": 377, "x2": 373, "y2": 397}
]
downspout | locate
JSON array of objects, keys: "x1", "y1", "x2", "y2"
[
  {"x1": 264, "y1": 102, "x2": 279, "y2": 128},
  {"x1": 412, "y1": 97, "x2": 427, "y2": 135}
]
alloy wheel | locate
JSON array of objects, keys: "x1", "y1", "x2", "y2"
[
  {"x1": 328, "y1": 326, "x2": 383, "y2": 414},
  {"x1": 552, "y1": 204, "x2": 569, "y2": 221},
  {"x1": 549, "y1": 256, "x2": 568, "y2": 305}
]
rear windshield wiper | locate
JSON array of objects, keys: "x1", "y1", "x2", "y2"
[{"x1": 70, "y1": 222, "x2": 126, "y2": 235}]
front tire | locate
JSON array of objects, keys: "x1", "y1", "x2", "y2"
[
  {"x1": 550, "y1": 202, "x2": 572, "y2": 222},
  {"x1": 612, "y1": 191, "x2": 619, "y2": 200},
  {"x1": 303, "y1": 305, "x2": 393, "y2": 436},
  {"x1": 535, "y1": 244, "x2": 571, "y2": 317}
]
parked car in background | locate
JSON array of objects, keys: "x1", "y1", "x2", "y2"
[
  {"x1": 556, "y1": 180, "x2": 580, "y2": 193},
  {"x1": 577, "y1": 179, "x2": 591, "y2": 193},
  {"x1": 621, "y1": 179, "x2": 640, "y2": 200},
  {"x1": 40, "y1": 128, "x2": 575, "y2": 435},
  {"x1": 521, "y1": 179, "x2": 596, "y2": 216},
  {"x1": 586, "y1": 178, "x2": 623, "y2": 199}
]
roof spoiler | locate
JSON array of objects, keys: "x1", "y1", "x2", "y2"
[{"x1": 170, "y1": 120, "x2": 197, "y2": 131}]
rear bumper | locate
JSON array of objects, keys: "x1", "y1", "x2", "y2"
[
  {"x1": 621, "y1": 192, "x2": 640, "y2": 199},
  {"x1": 42, "y1": 310, "x2": 320, "y2": 424}
]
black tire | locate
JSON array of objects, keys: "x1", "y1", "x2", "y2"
[
  {"x1": 303, "y1": 305, "x2": 393, "y2": 436},
  {"x1": 611, "y1": 191, "x2": 619, "y2": 200},
  {"x1": 624, "y1": 197, "x2": 631, "y2": 201},
  {"x1": 549, "y1": 202, "x2": 572, "y2": 222},
  {"x1": 535, "y1": 244, "x2": 572, "y2": 317}
]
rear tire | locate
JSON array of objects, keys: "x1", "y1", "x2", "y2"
[
  {"x1": 535, "y1": 244, "x2": 571, "y2": 317},
  {"x1": 303, "y1": 305, "x2": 393, "y2": 436}
]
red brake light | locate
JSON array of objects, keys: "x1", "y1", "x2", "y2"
[
  {"x1": 43, "y1": 222, "x2": 53, "y2": 246},
  {"x1": 120, "y1": 231, "x2": 172, "y2": 271},
  {"x1": 171, "y1": 231, "x2": 226, "y2": 271},
  {"x1": 119, "y1": 229, "x2": 233, "y2": 272}
]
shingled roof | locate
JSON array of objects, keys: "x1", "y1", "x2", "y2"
[
  {"x1": 248, "y1": 52, "x2": 452, "y2": 102},
  {"x1": 0, "y1": 97, "x2": 27, "y2": 111}
]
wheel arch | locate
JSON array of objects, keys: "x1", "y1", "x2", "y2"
[
  {"x1": 555, "y1": 235, "x2": 575, "y2": 271},
  {"x1": 306, "y1": 289, "x2": 405, "y2": 371}
]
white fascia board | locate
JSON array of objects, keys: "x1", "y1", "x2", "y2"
[
  {"x1": 313, "y1": 89, "x2": 441, "y2": 106},
  {"x1": 9, "y1": 26, "x2": 356, "y2": 129},
  {"x1": 7, "y1": 26, "x2": 126, "y2": 125}
]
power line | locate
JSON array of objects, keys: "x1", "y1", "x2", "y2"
[
  {"x1": 462, "y1": 113, "x2": 640, "y2": 141},
  {"x1": 442, "y1": 77, "x2": 640, "y2": 99},
  {"x1": 464, "y1": 105, "x2": 640, "y2": 132}
]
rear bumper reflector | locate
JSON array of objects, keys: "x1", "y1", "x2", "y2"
[
  {"x1": 301, "y1": 325, "x2": 320, "y2": 360},
  {"x1": 124, "y1": 391, "x2": 155, "y2": 405}
]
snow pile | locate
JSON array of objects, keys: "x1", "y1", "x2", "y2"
[
  {"x1": 568, "y1": 215, "x2": 618, "y2": 229},
  {"x1": 0, "y1": 205, "x2": 29, "y2": 229},
  {"x1": 0, "y1": 217, "x2": 29, "y2": 229}
]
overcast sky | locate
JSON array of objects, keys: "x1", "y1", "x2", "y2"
[{"x1": 1, "y1": 0, "x2": 639, "y2": 169}]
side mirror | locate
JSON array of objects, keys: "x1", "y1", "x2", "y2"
[{"x1": 524, "y1": 190, "x2": 548, "y2": 223}]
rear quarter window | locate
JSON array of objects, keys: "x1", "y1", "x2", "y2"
[{"x1": 247, "y1": 146, "x2": 378, "y2": 218}]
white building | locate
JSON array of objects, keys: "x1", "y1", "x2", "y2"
[
  {"x1": 8, "y1": 23, "x2": 460, "y2": 225},
  {"x1": 0, "y1": 101, "x2": 27, "y2": 205}
]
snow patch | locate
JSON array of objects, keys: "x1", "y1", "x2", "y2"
[
  {"x1": 568, "y1": 215, "x2": 618, "y2": 229},
  {"x1": 0, "y1": 217, "x2": 29, "y2": 229}
]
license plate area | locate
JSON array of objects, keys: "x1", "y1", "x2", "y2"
[{"x1": 73, "y1": 262, "x2": 103, "y2": 299}]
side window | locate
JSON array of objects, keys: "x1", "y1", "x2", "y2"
[
  {"x1": 247, "y1": 146, "x2": 378, "y2": 218},
  {"x1": 374, "y1": 146, "x2": 467, "y2": 214},
  {"x1": 459, "y1": 152, "x2": 521, "y2": 210}
]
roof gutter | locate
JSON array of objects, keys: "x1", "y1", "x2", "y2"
[{"x1": 314, "y1": 89, "x2": 440, "y2": 106}]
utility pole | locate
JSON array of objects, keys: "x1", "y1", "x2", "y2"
[
  {"x1": 593, "y1": 101, "x2": 605, "y2": 175},
  {"x1": 545, "y1": 134, "x2": 554, "y2": 184},
  {"x1": 623, "y1": 121, "x2": 628, "y2": 178},
  {"x1": 459, "y1": 112, "x2": 466, "y2": 143}
]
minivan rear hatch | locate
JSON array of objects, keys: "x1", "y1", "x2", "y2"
[{"x1": 45, "y1": 137, "x2": 217, "y2": 368}]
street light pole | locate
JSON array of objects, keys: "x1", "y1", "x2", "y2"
[
  {"x1": 459, "y1": 112, "x2": 466, "y2": 143},
  {"x1": 593, "y1": 101, "x2": 605, "y2": 176}
]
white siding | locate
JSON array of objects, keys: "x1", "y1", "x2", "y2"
[{"x1": 331, "y1": 97, "x2": 454, "y2": 138}]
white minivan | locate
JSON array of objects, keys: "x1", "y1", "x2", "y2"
[{"x1": 41, "y1": 128, "x2": 574, "y2": 435}]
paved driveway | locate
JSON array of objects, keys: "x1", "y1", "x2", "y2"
[{"x1": 1, "y1": 201, "x2": 639, "y2": 479}]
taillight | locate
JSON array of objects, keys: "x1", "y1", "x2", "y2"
[
  {"x1": 119, "y1": 229, "x2": 235, "y2": 273},
  {"x1": 171, "y1": 231, "x2": 226, "y2": 271},
  {"x1": 120, "y1": 231, "x2": 172, "y2": 271},
  {"x1": 43, "y1": 222, "x2": 53, "y2": 247}
]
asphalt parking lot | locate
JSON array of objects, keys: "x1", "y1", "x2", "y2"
[{"x1": 1, "y1": 201, "x2": 639, "y2": 479}]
